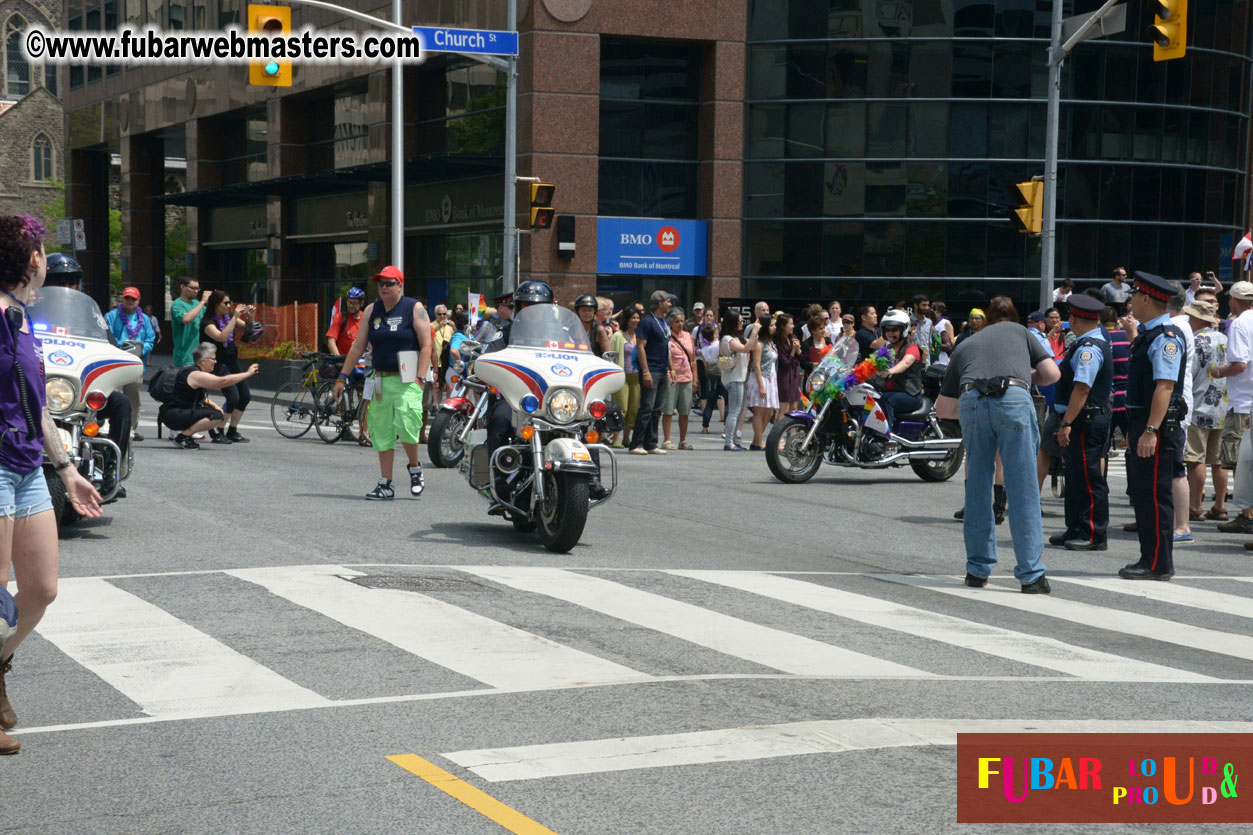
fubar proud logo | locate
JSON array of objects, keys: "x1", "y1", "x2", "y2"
[{"x1": 957, "y1": 733, "x2": 1251, "y2": 823}]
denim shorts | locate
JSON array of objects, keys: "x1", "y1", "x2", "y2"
[{"x1": 0, "y1": 464, "x2": 53, "y2": 520}]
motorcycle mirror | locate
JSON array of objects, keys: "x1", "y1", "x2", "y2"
[
  {"x1": 603, "y1": 351, "x2": 619, "y2": 364},
  {"x1": 461, "y1": 340, "x2": 481, "y2": 352}
]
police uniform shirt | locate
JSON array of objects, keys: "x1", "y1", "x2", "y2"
[
  {"x1": 1126, "y1": 313, "x2": 1185, "y2": 409},
  {"x1": 1055, "y1": 328, "x2": 1108, "y2": 413}
]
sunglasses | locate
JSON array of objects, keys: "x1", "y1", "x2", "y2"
[{"x1": 376, "y1": 280, "x2": 400, "y2": 288}]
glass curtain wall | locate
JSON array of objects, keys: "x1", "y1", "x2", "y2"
[{"x1": 745, "y1": 0, "x2": 1250, "y2": 303}]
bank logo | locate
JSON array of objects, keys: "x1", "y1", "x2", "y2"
[{"x1": 657, "y1": 225, "x2": 680, "y2": 253}]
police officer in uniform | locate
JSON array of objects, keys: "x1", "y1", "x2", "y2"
[
  {"x1": 1121, "y1": 271, "x2": 1188, "y2": 580},
  {"x1": 1047, "y1": 293, "x2": 1113, "y2": 550}
]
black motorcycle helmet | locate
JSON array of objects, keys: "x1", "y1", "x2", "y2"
[
  {"x1": 513, "y1": 280, "x2": 554, "y2": 308},
  {"x1": 45, "y1": 252, "x2": 84, "y2": 289},
  {"x1": 574, "y1": 293, "x2": 597, "y2": 310}
]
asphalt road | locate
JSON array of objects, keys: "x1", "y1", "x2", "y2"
[{"x1": 4, "y1": 393, "x2": 1253, "y2": 834}]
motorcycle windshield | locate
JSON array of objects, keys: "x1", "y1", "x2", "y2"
[
  {"x1": 27, "y1": 286, "x2": 113, "y2": 343},
  {"x1": 508, "y1": 305, "x2": 592, "y2": 352}
]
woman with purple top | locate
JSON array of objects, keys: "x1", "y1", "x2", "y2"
[
  {"x1": 0, "y1": 215, "x2": 102, "y2": 755},
  {"x1": 200, "y1": 290, "x2": 254, "y2": 443}
]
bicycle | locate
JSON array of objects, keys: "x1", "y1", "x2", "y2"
[
  {"x1": 314, "y1": 360, "x2": 369, "y2": 444},
  {"x1": 270, "y1": 352, "x2": 334, "y2": 439}
]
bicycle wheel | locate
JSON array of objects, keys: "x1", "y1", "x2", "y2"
[
  {"x1": 314, "y1": 382, "x2": 350, "y2": 443},
  {"x1": 271, "y1": 382, "x2": 316, "y2": 438}
]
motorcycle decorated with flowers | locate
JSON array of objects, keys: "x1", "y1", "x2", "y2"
[{"x1": 764, "y1": 346, "x2": 964, "y2": 484}]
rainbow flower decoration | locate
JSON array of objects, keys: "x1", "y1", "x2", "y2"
[{"x1": 812, "y1": 346, "x2": 894, "y2": 406}]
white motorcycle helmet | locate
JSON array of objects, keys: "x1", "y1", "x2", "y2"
[{"x1": 880, "y1": 309, "x2": 912, "y2": 339}]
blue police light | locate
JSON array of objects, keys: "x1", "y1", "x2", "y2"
[
  {"x1": 264, "y1": 61, "x2": 280, "y2": 76},
  {"x1": 521, "y1": 395, "x2": 540, "y2": 414}
]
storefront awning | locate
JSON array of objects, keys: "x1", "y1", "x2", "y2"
[{"x1": 152, "y1": 155, "x2": 504, "y2": 207}]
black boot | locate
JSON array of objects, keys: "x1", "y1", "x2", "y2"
[
  {"x1": 954, "y1": 480, "x2": 966, "y2": 520},
  {"x1": 994, "y1": 484, "x2": 1007, "y2": 526}
]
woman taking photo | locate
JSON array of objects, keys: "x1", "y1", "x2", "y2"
[
  {"x1": 876, "y1": 309, "x2": 924, "y2": 429},
  {"x1": 0, "y1": 215, "x2": 102, "y2": 755},
  {"x1": 610, "y1": 307, "x2": 642, "y2": 448},
  {"x1": 744, "y1": 314, "x2": 779, "y2": 450},
  {"x1": 199, "y1": 291, "x2": 253, "y2": 443},
  {"x1": 164, "y1": 343, "x2": 262, "y2": 448},
  {"x1": 775, "y1": 312, "x2": 803, "y2": 416},
  {"x1": 718, "y1": 311, "x2": 759, "y2": 451}
]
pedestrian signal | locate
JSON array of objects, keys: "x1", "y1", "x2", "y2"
[
  {"x1": 248, "y1": 5, "x2": 292, "y2": 87},
  {"x1": 530, "y1": 183, "x2": 555, "y2": 230},
  {"x1": 1013, "y1": 179, "x2": 1043, "y2": 236},
  {"x1": 1148, "y1": 0, "x2": 1187, "y2": 62}
]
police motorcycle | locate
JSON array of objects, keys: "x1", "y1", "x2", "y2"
[
  {"x1": 26, "y1": 286, "x2": 143, "y2": 531},
  {"x1": 765, "y1": 312, "x2": 963, "y2": 484},
  {"x1": 459, "y1": 304, "x2": 625, "y2": 552},
  {"x1": 427, "y1": 318, "x2": 499, "y2": 468}
]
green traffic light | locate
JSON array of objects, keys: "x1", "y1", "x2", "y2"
[{"x1": 265, "y1": 61, "x2": 280, "y2": 76}]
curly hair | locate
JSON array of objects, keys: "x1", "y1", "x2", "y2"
[{"x1": 0, "y1": 215, "x2": 46, "y2": 292}]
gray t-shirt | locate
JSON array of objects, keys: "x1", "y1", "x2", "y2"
[
  {"x1": 1101, "y1": 280, "x2": 1132, "y2": 304},
  {"x1": 940, "y1": 321, "x2": 1052, "y2": 397}
]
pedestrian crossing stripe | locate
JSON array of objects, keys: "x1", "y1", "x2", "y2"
[
  {"x1": 12, "y1": 566, "x2": 1253, "y2": 736},
  {"x1": 441, "y1": 718, "x2": 1253, "y2": 783}
]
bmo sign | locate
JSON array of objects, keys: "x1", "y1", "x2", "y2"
[{"x1": 597, "y1": 217, "x2": 707, "y2": 276}]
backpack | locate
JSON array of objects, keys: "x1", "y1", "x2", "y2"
[
  {"x1": 438, "y1": 335, "x2": 454, "y2": 379},
  {"x1": 148, "y1": 365, "x2": 185, "y2": 403}
]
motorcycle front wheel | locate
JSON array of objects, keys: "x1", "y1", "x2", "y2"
[
  {"x1": 428, "y1": 409, "x2": 469, "y2": 468},
  {"x1": 537, "y1": 472, "x2": 589, "y2": 553},
  {"x1": 911, "y1": 419, "x2": 965, "y2": 482},
  {"x1": 765, "y1": 417, "x2": 823, "y2": 484}
]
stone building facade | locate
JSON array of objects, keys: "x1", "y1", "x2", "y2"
[{"x1": 0, "y1": 0, "x2": 64, "y2": 222}]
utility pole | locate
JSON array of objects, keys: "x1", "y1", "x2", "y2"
[
  {"x1": 1039, "y1": 0, "x2": 1126, "y2": 312},
  {"x1": 502, "y1": 0, "x2": 518, "y2": 294},
  {"x1": 391, "y1": 0, "x2": 403, "y2": 271}
]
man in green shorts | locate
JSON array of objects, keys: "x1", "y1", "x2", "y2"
[{"x1": 333, "y1": 266, "x2": 433, "y2": 499}]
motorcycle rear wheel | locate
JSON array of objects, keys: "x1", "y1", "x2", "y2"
[
  {"x1": 911, "y1": 419, "x2": 965, "y2": 482},
  {"x1": 428, "y1": 409, "x2": 469, "y2": 468},
  {"x1": 765, "y1": 417, "x2": 823, "y2": 484}
]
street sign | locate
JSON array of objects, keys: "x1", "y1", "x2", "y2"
[
  {"x1": 1061, "y1": 4, "x2": 1126, "y2": 49},
  {"x1": 411, "y1": 26, "x2": 518, "y2": 57},
  {"x1": 72, "y1": 218, "x2": 86, "y2": 251},
  {"x1": 56, "y1": 219, "x2": 72, "y2": 246}
]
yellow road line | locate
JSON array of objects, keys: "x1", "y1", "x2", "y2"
[{"x1": 386, "y1": 754, "x2": 560, "y2": 835}]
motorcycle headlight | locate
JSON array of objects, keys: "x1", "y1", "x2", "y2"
[
  {"x1": 808, "y1": 370, "x2": 828, "y2": 393},
  {"x1": 545, "y1": 389, "x2": 581, "y2": 424},
  {"x1": 45, "y1": 377, "x2": 76, "y2": 413}
]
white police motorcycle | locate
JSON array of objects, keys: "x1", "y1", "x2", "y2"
[
  {"x1": 459, "y1": 305, "x2": 625, "y2": 552},
  {"x1": 27, "y1": 286, "x2": 143, "y2": 532}
]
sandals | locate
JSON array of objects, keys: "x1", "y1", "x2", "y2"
[
  {"x1": 679, "y1": 441, "x2": 694, "y2": 450},
  {"x1": 1189, "y1": 510, "x2": 1206, "y2": 522},
  {"x1": 662, "y1": 441, "x2": 677, "y2": 450},
  {"x1": 1206, "y1": 507, "x2": 1229, "y2": 521},
  {"x1": 358, "y1": 435, "x2": 373, "y2": 447}
]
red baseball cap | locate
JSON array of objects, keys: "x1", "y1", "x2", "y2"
[
  {"x1": 372, "y1": 265, "x2": 404, "y2": 283},
  {"x1": 122, "y1": 286, "x2": 141, "y2": 299}
]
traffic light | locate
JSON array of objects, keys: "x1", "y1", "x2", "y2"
[
  {"x1": 529, "y1": 182, "x2": 555, "y2": 230},
  {"x1": 1013, "y1": 179, "x2": 1043, "y2": 235},
  {"x1": 1148, "y1": 0, "x2": 1187, "y2": 62},
  {"x1": 248, "y1": 5, "x2": 292, "y2": 87}
]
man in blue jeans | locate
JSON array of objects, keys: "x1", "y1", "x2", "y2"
[
  {"x1": 630, "y1": 291, "x2": 675, "y2": 455},
  {"x1": 937, "y1": 296, "x2": 1061, "y2": 593}
]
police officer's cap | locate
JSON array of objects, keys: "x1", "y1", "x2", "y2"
[
  {"x1": 1131, "y1": 271, "x2": 1176, "y2": 302},
  {"x1": 1068, "y1": 293, "x2": 1105, "y2": 320},
  {"x1": 493, "y1": 293, "x2": 514, "y2": 307}
]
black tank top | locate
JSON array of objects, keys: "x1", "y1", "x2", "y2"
[
  {"x1": 367, "y1": 296, "x2": 420, "y2": 372},
  {"x1": 171, "y1": 367, "x2": 206, "y2": 409}
]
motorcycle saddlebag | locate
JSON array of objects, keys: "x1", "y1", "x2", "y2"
[{"x1": 922, "y1": 363, "x2": 946, "y2": 397}]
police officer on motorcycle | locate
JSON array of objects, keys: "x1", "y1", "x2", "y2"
[
  {"x1": 41, "y1": 256, "x2": 133, "y2": 498},
  {"x1": 484, "y1": 280, "x2": 609, "y2": 503},
  {"x1": 1047, "y1": 293, "x2": 1113, "y2": 551}
]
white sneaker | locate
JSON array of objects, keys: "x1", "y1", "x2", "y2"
[{"x1": 647, "y1": 448, "x2": 669, "y2": 455}]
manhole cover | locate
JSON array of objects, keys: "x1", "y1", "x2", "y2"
[{"x1": 345, "y1": 574, "x2": 489, "y2": 592}]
